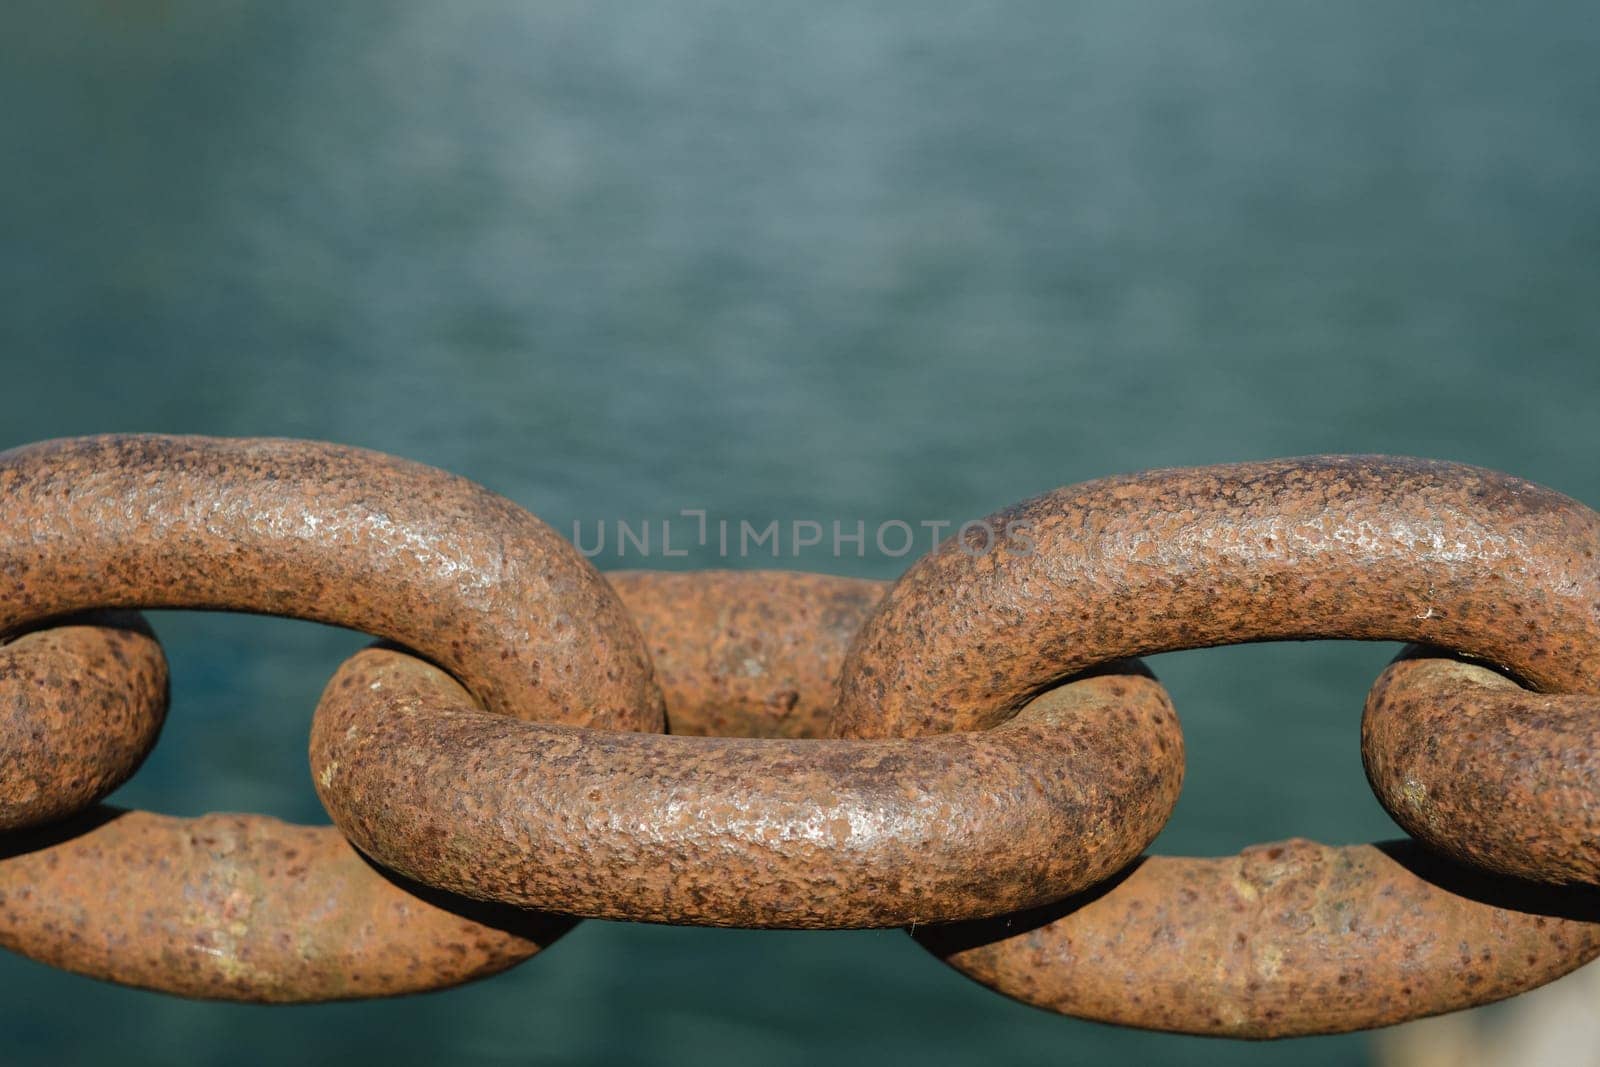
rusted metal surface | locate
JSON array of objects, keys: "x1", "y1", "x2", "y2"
[
  {"x1": 1364, "y1": 653, "x2": 1600, "y2": 885},
  {"x1": 834, "y1": 456, "x2": 1600, "y2": 738},
  {"x1": 831, "y1": 455, "x2": 1600, "y2": 1029},
  {"x1": 4, "y1": 437, "x2": 1599, "y2": 1029},
  {"x1": 0, "y1": 808, "x2": 567, "y2": 1001},
  {"x1": 0, "y1": 434, "x2": 659, "y2": 998},
  {"x1": 915, "y1": 839, "x2": 1600, "y2": 1038},
  {"x1": 608, "y1": 569, "x2": 885, "y2": 738},
  {"x1": 311, "y1": 646, "x2": 1182, "y2": 927},
  {"x1": 0, "y1": 615, "x2": 167, "y2": 830},
  {"x1": 0, "y1": 434, "x2": 663, "y2": 732}
]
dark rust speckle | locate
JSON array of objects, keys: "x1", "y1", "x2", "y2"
[
  {"x1": 0, "y1": 614, "x2": 166, "y2": 830},
  {"x1": 1364, "y1": 651, "x2": 1600, "y2": 884}
]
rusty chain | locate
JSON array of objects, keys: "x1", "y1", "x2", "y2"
[{"x1": 0, "y1": 434, "x2": 1597, "y2": 1037}]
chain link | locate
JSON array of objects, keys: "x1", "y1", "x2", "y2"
[{"x1": 1, "y1": 435, "x2": 1596, "y2": 1036}]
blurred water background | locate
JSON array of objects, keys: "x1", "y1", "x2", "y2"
[{"x1": 3, "y1": 2, "x2": 1599, "y2": 1064}]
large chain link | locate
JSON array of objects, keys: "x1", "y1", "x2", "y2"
[{"x1": 1, "y1": 435, "x2": 1596, "y2": 1036}]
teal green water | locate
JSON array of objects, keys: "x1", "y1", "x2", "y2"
[{"x1": 3, "y1": 2, "x2": 1599, "y2": 1063}]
